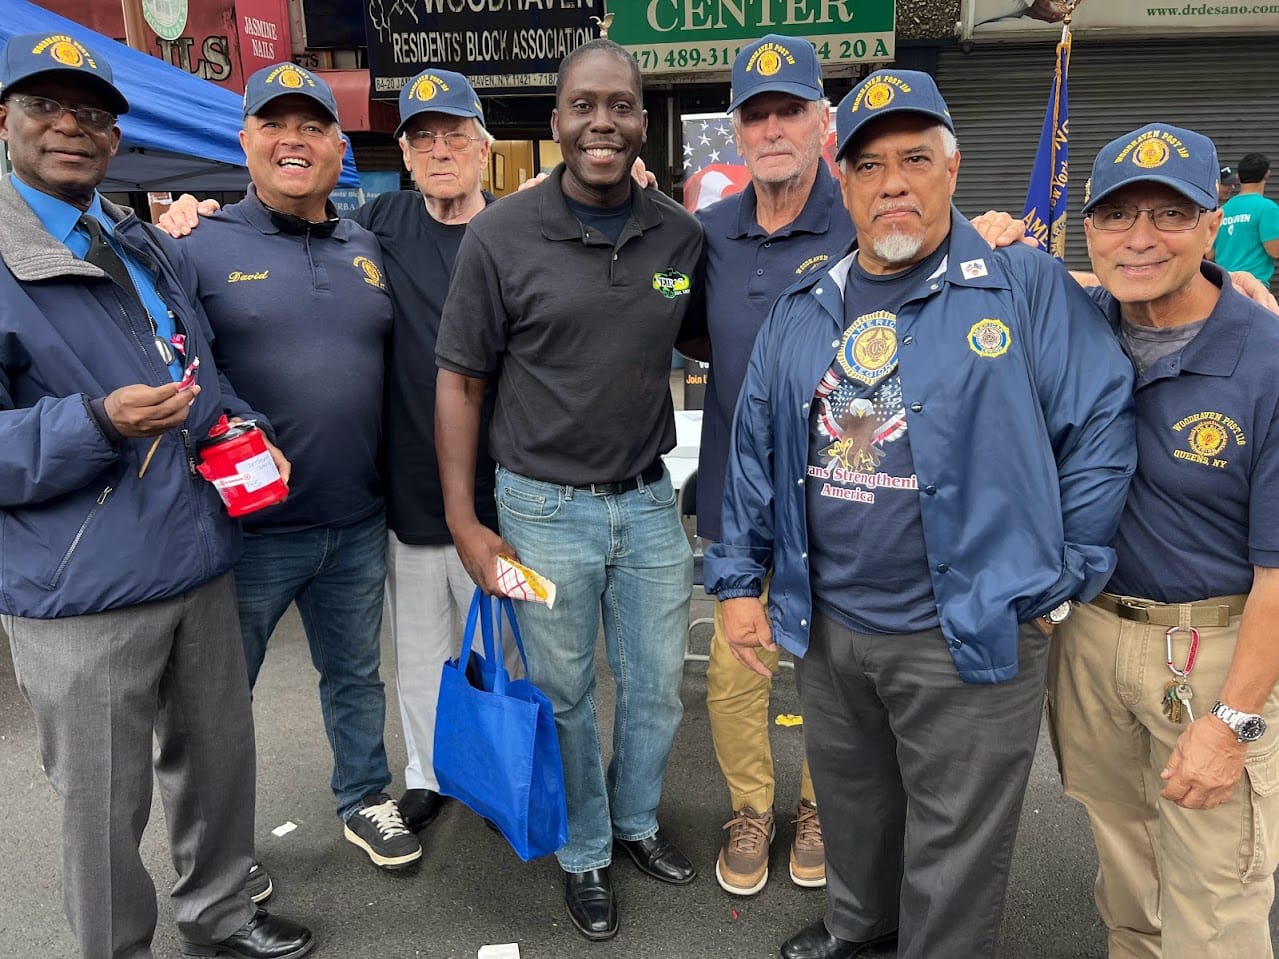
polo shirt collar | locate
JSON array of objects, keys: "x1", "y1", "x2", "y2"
[
  {"x1": 728, "y1": 173, "x2": 840, "y2": 240},
  {"x1": 539, "y1": 164, "x2": 663, "y2": 242},
  {"x1": 1100, "y1": 261, "x2": 1247, "y2": 382},
  {"x1": 1164, "y1": 263, "x2": 1246, "y2": 377},
  {"x1": 240, "y1": 184, "x2": 345, "y2": 240}
]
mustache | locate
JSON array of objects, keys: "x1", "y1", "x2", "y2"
[{"x1": 872, "y1": 203, "x2": 922, "y2": 219}]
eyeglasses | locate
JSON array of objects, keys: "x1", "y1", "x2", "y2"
[
  {"x1": 404, "y1": 131, "x2": 482, "y2": 153},
  {"x1": 1088, "y1": 204, "x2": 1207, "y2": 233},
  {"x1": 6, "y1": 94, "x2": 117, "y2": 134}
]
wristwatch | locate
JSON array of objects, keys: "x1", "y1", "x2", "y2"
[
  {"x1": 1210, "y1": 701, "x2": 1268, "y2": 742},
  {"x1": 1044, "y1": 601, "x2": 1072, "y2": 626}
]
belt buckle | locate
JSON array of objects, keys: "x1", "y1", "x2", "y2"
[
  {"x1": 1117, "y1": 598, "x2": 1152, "y2": 623},
  {"x1": 587, "y1": 481, "x2": 620, "y2": 496}
]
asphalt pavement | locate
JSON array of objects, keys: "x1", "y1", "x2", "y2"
[{"x1": 2, "y1": 587, "x2": 1276, "y2": 958}]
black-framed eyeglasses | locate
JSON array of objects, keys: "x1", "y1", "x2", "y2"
[
  {"x1": 5, "y1": 94, "x2": 117, "y2": 134},
  {"x1": 1087, "y1": 204, "x2": 1207, "y2": 233},
  {"x1": 403, "y1": 131, "x2": 482, "y2": 154}
]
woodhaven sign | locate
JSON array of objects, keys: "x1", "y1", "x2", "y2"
[
  {"x1": 364, "y1": 0, "x2": 602, "y2": 97},
  {"x1": 606, "y1": 0, "x2": 895, "y2": 75}
]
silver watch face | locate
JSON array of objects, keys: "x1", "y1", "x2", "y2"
[
  {"x1": 1238, "y1": 716, "x2": 1268, "y2": 742},
  {"x1": 1046, "y1": 602, "x2": 1071, "y2": 625}
]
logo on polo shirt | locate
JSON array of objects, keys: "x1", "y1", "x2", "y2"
[
  {"x1": 1171, "y1": 411, "x2": 1246, "y2": 469},
  {"x1": 967, "y1": 318, "x2": 1010, "y2": 358},
  {"x1": 795, "y1": 254, "x2": 830, "y2": 275},
  {"x1": 353, "y1": 256, "x2": 385, "y2": 289},
  {"x1": 652, "y1": 269, "x2": 691, "y2": 299}
]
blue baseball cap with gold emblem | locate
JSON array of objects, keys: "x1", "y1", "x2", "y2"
[
  {"x1": 1082, "y1": 123, "x2": 1219, "y2": 214},
  {"x1": 726, "y1": 34, "x2": 823, "y2": 114},
  {"x1": 243, "y1": 62, "x2": 339, "y2": 123},
  {"x1": 0, "y1": 32, "x2": 129, "y2": 115},
  {"x1": 395, "y1": 68, "x2": 485, "y2": 138},
  {"x1": 834, "y1": 69, "x2": 953, "y2": 163}
]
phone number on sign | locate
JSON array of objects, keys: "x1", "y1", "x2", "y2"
[{"x1": 629, "y1": 34, "x2": 893, "y2": 72}]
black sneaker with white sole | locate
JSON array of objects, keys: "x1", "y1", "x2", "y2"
[{"x1": 342, "y1": 793, "x2": 422, "y2": 870}]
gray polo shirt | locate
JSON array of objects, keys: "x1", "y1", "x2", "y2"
[{"x1": 436, "y1": 165, "x2": 704, "y2": 486}]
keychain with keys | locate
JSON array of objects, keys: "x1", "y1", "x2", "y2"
[{"x1": 1161, "y1": 625, "x2": 1201, "y2": 724}]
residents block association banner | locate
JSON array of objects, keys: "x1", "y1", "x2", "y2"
[
  {"x1": 1021, "y1": 28, "x2": 1071, "y2": 260},
  {"x1": 363, "y1": 0, "x2": 600, "y2": 97}
]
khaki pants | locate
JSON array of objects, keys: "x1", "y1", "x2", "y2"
[
  {"x1": 1047, "y1": 598, "x2": 1279, "y2": 959},
  {"x1": 707, "y1": 591, "x2": 814, "y2": 814}
]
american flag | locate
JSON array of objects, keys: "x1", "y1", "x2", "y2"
[{"x1": 681, "y1": 111, "x2": 843, "y2": 213}]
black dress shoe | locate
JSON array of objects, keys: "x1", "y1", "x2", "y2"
[
  {"x1": 400, "y1": 788, "x2": 449, "y2": 832},
  {"x1": 181, "y1": 908, "x2": 315, "y2": 959},
  {"x1": 565, "y1": 868, "x2": 618, "y2": 941},
  {"x1": 779, "y1": 920, "x2": 898, "y2": 959},
  {"x1": 615, "y1": 832, "x2": 697, "y2": 885}
]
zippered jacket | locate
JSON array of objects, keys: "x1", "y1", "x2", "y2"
[
  {"x1": 706, "y1": 210, "x2": 1136, "y2": 683},
  {"x1": 0, "y1": 178, "x2": 260, "y2": 619}
]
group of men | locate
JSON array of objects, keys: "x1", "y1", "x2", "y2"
[{"x1": 3, "y1": 22, "x2": 1279, "y2": 959}]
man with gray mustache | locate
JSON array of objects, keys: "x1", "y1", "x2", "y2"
[{"x1": 706, "y1": 69, "x2": 1136, "y2": 959}]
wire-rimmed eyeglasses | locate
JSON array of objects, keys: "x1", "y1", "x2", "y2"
[
  {"x1": 403, "y1": 131, "x2": 483, "y2": 154},
  {"x1": 5, "y1": 94, "x2": 116, "y2": 134},
  {"x1": 1087, "y1": 204, "x2": 1207, "y2": 233}
]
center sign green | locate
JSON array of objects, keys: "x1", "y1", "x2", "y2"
[{"x1": 606, "y1": 1, "x2": 895, "y2": 75}]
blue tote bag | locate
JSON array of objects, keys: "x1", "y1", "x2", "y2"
[{"x1": 434, "y1": 589, "x2": 569, "y2": 861}]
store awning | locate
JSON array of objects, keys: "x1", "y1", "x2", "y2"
[{"x1": 315, "y1": 69, "x2": 399, "y2": 135}]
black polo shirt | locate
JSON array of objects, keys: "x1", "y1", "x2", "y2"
[{"x1": 436, "y1": 165, "x2": 704, "y2": 486}]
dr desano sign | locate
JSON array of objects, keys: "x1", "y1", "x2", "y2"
[{"x1": 607, "y1": 0, "x2": 895, "y2": 75}]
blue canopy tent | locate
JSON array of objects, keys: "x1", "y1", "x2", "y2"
[{"x1": 2, "y1": 0, "x2": 360, "y2": 191}]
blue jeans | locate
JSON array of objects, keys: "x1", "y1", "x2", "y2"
[
  {"x1": 235, "y1": 510, "x2": 391, "y2": 821},
  {"x1": 496, "y1": 466, "x2": 692, "y2": 872}
]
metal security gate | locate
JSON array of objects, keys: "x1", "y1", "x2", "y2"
[{"x1": 934, "y1": 39, "x2": 1279, "y2": 271}]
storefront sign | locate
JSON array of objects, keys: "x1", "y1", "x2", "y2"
[
  {"x1": 364, "y1": 0, "x2": 602, "y2": 97},
  {"x1": 607, "y1": 0, "x2": 895, "y2": 75},
  {"x1": 236, "y1": 0, "x2": 292, "y2": 75},
  {"x1": 962, "y1": 0, "x2": 1279, "y2": 38},
  {"x1": 37, "y1": 0, "x2": 291, "y2": 90},
  {"x1": 142, "y1": 0, "x2": 188, "y2": 41}
]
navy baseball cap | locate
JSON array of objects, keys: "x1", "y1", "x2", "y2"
[
  {"x1": 834, "y1": 69, "x2": 953, "y2": 163},
  {"x1": 243, "y1": 63, "x2": 339, "y2": 123},
  {"x1": 1082, "y1": 123, "x2": 1219, "y2": 214},
  {"x1": 0, "y1": 32, "x2": 128, "y2": 116},
  {"x1": 395, "y1": 69, "x2": 485, "y2": 138},
  {"x1": 726, "y1": 34, "x2": 823, "y2": 114}
]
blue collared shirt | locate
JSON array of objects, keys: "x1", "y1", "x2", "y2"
[{"x1": 11, "y1": 175, "x2": 180, "y2": 380}]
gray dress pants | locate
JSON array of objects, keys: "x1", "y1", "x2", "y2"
[
  {"x1": 797, "y1": 610, "x2": 1049, "y2": 959},
  {"x1": 5, "y1": 572, "x2": 257, "y2": 959}
]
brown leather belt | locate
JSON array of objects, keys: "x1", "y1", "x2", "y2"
[{"x1": 1090, "y1": 591, "x2": 1247, "y2": 628}]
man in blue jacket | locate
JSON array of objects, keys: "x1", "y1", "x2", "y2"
[
  {"x1": 706, "y1": 70, "x2": 1136, "y2": 959},
  {"x1": 0, "y1": 32, "x2": 312, "y2": 959}
]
